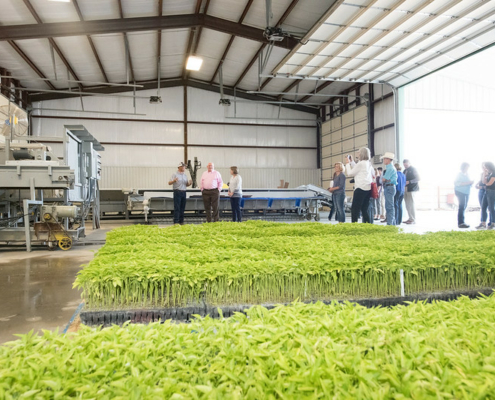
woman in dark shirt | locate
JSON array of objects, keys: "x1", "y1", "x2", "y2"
[{"x1": 328, "y1": 162, "x2": 346, "y2": 223}]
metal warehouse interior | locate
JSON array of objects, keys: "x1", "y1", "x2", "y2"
[{"x1": 1, "y1": 0, "x2": 495, "y2": 396}]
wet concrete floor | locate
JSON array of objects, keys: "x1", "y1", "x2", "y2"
[{"x1": 0, "y1": 246, "x2": 100, "y2": 344}]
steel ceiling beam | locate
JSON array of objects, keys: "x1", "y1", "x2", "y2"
[
  {"x1": 183, "y1": 0, "x2": 211, "y2": 80},
  {"x1": 269, "y1": 0, "x2": 345, "y2": 77},
  {"x1": 22, "y1": 0, "x2": 83, "y2": 91},
  {"x1": 210, "y1": 0, "x2": 255, "y2": 83},
  {"x1": 259, "y1": 0, "x2": 345, "y2": 90},
  {"x1": 157, "y1": 0, "x2": 163, "y2": 82},
  {"x1": 290, "y1": 0, "x2": 377, "y2": 77},
  {"x1": 0, "y1": 15, "x2": 298, "y2": 49},
  {"x1": 72, "y1": 0, "x2": 109, "y2": 83},
  {"x1": 6, "y1": 40, "x2": 56, "y2": 90},
  {"x1": 233, "y1": 0, "x2": 299, "y2": 88},
  {"x1": 118, "y1": 0, "x2": 135, "y2": 84}
]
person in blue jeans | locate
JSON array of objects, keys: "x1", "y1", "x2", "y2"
[
  {"x1": 394, "y1": 163, "x2": 406, "y2": 225},
  {"x1": 328, "y1": 162, "x2": 346, "y2": 223},
  {"x1": 483, "y1": 162, "x2": 495, "y2": 230},
  {"x1": 454, "y1": 162, "x2": 474, "y2": 228},
  {"x1": 228, "y1": 166, "x2": 243, "y2": 222},
  {"x1": 381, "y1": 152, "x2": 397, "y2": 226},
  {"x1": 168, "y1": 162, "x2": 192, "y2": 225},
  {"x1": 475, "y1": 162, "x2": 493, "y2": 229}
]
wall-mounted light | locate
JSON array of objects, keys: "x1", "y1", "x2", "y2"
[{"x1": 186, "y1": 56, "x2": 203, "y2": 71}]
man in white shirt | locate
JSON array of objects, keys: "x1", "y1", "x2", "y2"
[{"x1": 200, "y1": 162, "x2": 223, "y2": 222}]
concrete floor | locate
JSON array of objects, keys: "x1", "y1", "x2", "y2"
[{"x1": 0, "y1": 208, "x2": 484, "y2": 343}]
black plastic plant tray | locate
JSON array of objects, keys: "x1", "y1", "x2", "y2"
[{"x1": 79, "y1": 288, "x2": 494, "y2": 327}]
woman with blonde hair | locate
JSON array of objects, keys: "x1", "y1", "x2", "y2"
[
  {"x1": 345, "y1": 147, "x2": 374, "y2": 223},
  {"x1": 228, "y1": 166, "x2": 243, "y2": 222},
  {"x1": 328, "y1": 162, "x2": 346, "y2": 223}
]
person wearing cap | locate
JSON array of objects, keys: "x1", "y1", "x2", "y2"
[
  {"x1": 169, "y1": 162, "x2": 192, "y2": 225},
  {"x1": 381, "y1": 152, "x2": 397, "y2": 226},
  {"x1": 200, "y1": 162, "x2": 223, "y2": 222}
]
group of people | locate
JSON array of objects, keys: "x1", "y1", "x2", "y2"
[
  {"x1": 169, "y1": 162, "x2": 243, "y2": 225},
  {"x1": 454, "y1": 162, "x2": 495, "y2": 229},
  {"x1": 168, "y1": 151, "x2": 495, "y2": 229},
  {"x1": 329, "y1": 147, "x2": 420, "y2": 226}
]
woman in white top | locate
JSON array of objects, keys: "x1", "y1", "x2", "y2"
[
  {"x1": 228, "y1": 166, "x2": 243, "y2": 222},
  {"x1": 345, "y1": 147, "x2": 374, "y2": 223}
]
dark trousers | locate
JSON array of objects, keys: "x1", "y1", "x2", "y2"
[
  {"x1": 173, "y1": 190, "x2": 187, "y2": 224},
  {"x1": 479, "y1": 189, "x2": 493, "y2": 224},
  {"x1": 486, "y1": 190, "x2": 495, "y2": 226},
  {"x1": 455, "y1": 190, "x2": 469, "y2": 225},
  {"x1": 351, "y1": 188, "x2": 372, "y2": 223},
  {"x1": 230, "y1": 197, "x2": 242, "y2": 222},
  {"x1": 394, "y1": 191, "x2": 404, "y2": 225},
  {"x1": 202, "y1": 189, "x2": 220, "y2": 222}
]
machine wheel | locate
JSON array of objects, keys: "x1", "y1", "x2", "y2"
[
  {"x1": 306, "y1": 213, "x2": 312, "y2": 221},
  {"x1": 315, "y1": 214, "x2": 320, "y2": 222},
  {"x1": 58, "y1": 237, "x2": 72, "y2": 251}
]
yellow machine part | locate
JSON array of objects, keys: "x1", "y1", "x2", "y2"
[{"x1": 53, "y1": 232, "x2": 72, "y2": 251}]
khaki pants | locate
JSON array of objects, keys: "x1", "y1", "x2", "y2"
[
  {"x1": 202, "y1": 189, "x2": 220, "y2": 222},
  {"x1": 404, "y1": 190, "x2": 417, "y2": 222}
]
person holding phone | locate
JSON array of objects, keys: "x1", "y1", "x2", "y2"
[{"x1": 344, "y1": 148, "x2": 374, "y2": 224}]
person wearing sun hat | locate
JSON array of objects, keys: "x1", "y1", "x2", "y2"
[
  {"x1": 381, "y1": 152, "x2": 397, "y2": 226},
  {"x1": 168, "y1": 162, "x2": 192, "y2": 225}
]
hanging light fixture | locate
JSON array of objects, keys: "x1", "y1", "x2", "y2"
[{"x1": 186, "y1": 56, "x2": 203, "y2": 71}]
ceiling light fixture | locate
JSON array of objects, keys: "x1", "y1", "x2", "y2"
[{"x1": 186, "y1": 56, "x2": 203, "y2": 71}]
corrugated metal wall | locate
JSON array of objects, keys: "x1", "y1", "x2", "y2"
[
  {"x1": 321, "y1": 105, "x2": 368, "y2": 199},
  {"x1": 31, "y1": 87, "x2": 319, "y2": 189},
  {"x1": 405, "y1": 74, "x2": 495, "y2": 112},
  {"x1": 101, "y1": 166, "x2": 320, "y2": 190}
]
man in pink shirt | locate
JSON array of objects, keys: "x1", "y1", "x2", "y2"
[{"x1": 200, "y1": 162, "x2": 223, "y2": 222}]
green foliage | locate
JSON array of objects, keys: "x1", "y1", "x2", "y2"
[
  {"x1": 2, "y1": 296, "x2": 495, "y2": 398},
  {"x1": 74, "y1": 221, "x2": 495, "y2": 309}
]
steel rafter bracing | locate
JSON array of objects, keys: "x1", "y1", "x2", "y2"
[
  {"x1": 309, "y1": 0, "x2": 408, "y2": 78},
  {"x1": 6, "y1": 40, "x2": 56, "y2": 90},
  {"x1": 210, "y1": 0, "x2": 255, "y2": 83},
  {"x1": 234, "y1": 0, "x2": 300, "y2": 88},
  {"x1": 357, "y1": 1, "x2": 493, "y2": 82},
  {"x1": 322, "y1": 0, "x2": 435, "y2": 79},
  {"x1": 22, "y1": 0, "x2": 83, "y2": 91},
  {"x1": 72, "y1": 0, "x2": 109, "y2": 83},
  {"x1": 337, "y1": 0, "x2": 462, "y2": 80},
  {"x1": 157, "y1": 0, "x2": 163, "y2": 81}
]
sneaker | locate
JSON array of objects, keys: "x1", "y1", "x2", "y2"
[
  {"x1": 488, "y1": 224, "x2": 494, "y2": 230},
  {"x1": 475, "y1": 223, "x2": 486, "y2": 230},
  {"x1": 458, "y1": 223, "x2": 470, "y2": 229}
]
